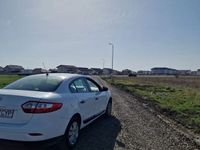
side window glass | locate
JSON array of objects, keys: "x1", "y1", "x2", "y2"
[
  {"x1": 69, "y1": 83, "x2": 77, "y2": 93},
  {"x1": 86, "y1": 79, "x2": 100, "y2": 92},
  {"x1": 73, "y1": 79, "x2": 89, "y2": 93}
]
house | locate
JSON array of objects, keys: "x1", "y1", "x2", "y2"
[
  {"x1": 197, "y1": 69, "x2": 200, "y2": 76},
  {"x1": 56, "y1": 65, "x2": 78, "y2": 73},
  {"x1": 91, "y1": 68, "x2": 103, "y2": 75},
  {"x1": 137, "y1": 70, "x2": 151, "y2": 75},
  {"x1": 103, "y1": 68, "x2": 113, "y2": 75},
  {"x1": 0, "y1": 66, "x2": 3, "y2": 72},
  {"x1": 178, "y1": 70, "x2": 191, "y2": 76},
  {"x1": 151, "y1": 67, "x2": 177, "y2": 75},
  {"x1": 19, "y1": 69, "x2": 33, "y2": 75},
  {"x1": 33, "y1": 68, "x2": 47, "y2": 74},
  {"x1": 191, "y1": 71, "x2": 197, "y2": 76},
  {"x1": 77, "y1": 67, "x2": 92, "y2": 75},
  {"x1": 49, "y1": 69, "x2": 58, "y2": 73},
  {"x1": 112, "y1": 70, "x2": 122, "y2": 75},
  {"x1": 122, "y1": 69, "x2": 133, "y2": 75},
  {"x1": 4, "y1": 65, "x2": 24, "y2": 73}
]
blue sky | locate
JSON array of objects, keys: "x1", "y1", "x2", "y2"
[{"x1": 0, "y1": 0, "x2": 200, "y2": 71}]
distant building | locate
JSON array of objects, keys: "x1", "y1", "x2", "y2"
[
  {"x1": 77, "y1": 67, "x2": 92, "y2": 75},
  {"x1": 103, "y1": 68, "x2": 113, "y2": 75},
  {"x1": 122, "y1": 69, "x2": 133, "y2": 75},
  {"x1": 49, "y1": 69, "x2": 58, "y2": 73},
  {"x1": 197, "y1": 69, "x2": 200, "y2": 76},
  {"x1": 178, "y1": 70, "x2": 191, "y2": 76},
  {"x1": 151, "y1": 67, "x2": 177, "y2": 75},
  {"x1": 113, "y1": 70, "x2": 122, "y2": 75},
  {"x1": 19, "y1": 69, "x2": 33, "y2": 75},
  {"x1": 137, "y1": 70, "x2": 151, "y2": 75},
  {"x1": 0, "y1": 66, "x2": 3, "y2": 72},
  {"x1": 33, "y1": 68, "x2": 47, "y2": 74},
  {"x1": 56, "y1": 65, "x2": 77, "y2": 73},
  {"x1": 91, "y1": 68, "x2": 103, "y2": 75},
  {"x1": 191, "y1": 71, "x2": 197, "y2": 76},
  {"x1": 4, "y1": 65, "x2": 24, "y2": 73}
]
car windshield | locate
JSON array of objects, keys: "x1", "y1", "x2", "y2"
[{"x1": 4, "y1": 75, "x2": 63, "y2": 92}]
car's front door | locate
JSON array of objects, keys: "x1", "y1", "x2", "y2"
[
  {"x1": 69, "y1": 78, "x2": 94, "y2": 124},
  {"x1": 85, "y1": 78, "x2": 108, "y2": 115}
]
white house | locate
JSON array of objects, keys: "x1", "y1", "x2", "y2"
[
  {"x1": 56, "y1": 65, "x2": 78, "y2": 73},
  {"x1": 103, "y1": 68, "x2": 113, "y2": 75},
  {"x1": 4, "y1": 65, "x2": 24, "y2": 73},
  {"x1": 33, "y1": 68, "x2": 47, "y2": 74}
]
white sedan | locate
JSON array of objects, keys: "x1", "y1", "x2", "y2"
[{"x1": 0, "y1": 73, "x2": 112, "y2": 149}]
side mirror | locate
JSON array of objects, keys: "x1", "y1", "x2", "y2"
[{"x1": 101, "y1": 86, "x2": 108, "y2": 92}]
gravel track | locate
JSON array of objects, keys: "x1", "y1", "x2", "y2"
[
  {"x1": 104, "y1": 84, "x2": 198, "y2": 150},
  {"x1": 0, "y1": 79, "x2": 198, "y2": 150}
]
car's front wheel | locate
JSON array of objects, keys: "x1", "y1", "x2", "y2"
[{"x1": 58, "y1": 117, "x2": 80, "y2": 149}]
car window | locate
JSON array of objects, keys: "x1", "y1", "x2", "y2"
[
  {"x1": 4, "y1": 75, "x2": 63, "y2": 92},
  {"x1": 70, "y1": 78, "x2": 89, "y2": 93},
  {"x1": 86, "y1": 79, "x2": 100, "y2": 92},
  {"x1": 69, "y1": 83, "x2": 77, "y2": 93}
]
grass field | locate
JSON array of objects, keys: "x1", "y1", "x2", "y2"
[
  {"x1": 0, "y1": 75, "x2": 21, "y2": 88},
  {"x1": 105, "y1": 76, "x2": 200, "y2": 133}
]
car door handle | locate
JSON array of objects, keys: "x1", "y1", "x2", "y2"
[{"x1": 80, "y1": 100, "x2": 86, "y2": 104}]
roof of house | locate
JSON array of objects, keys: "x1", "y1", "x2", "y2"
[
  {"x1": 56, "y1": 65, "x2": 77, "y2": 68},
  {"x1": 4, "y1": 65, "x2": 24, "y2": 69},
  {"x1": 103, "y1": 68, "x2": 112, "y2": 70},
  {"x1": 178, "y1": 70, "x2": 191, "y2": 72},
  {"x1": 77, "y1": 67, "x2": 90, "y2": 71},
  {"x1": 91, "y1": 68, "x2": 102, "y2": 71},
  {"x1": 33, "y1": 68, "x2": 46, "y2": 71},
  {"x1": 151, "y1": 67, "x2": 177, "y2": 71},
  {"x1": 122, "y1": 69, "x2": 132, "y2": 71}
]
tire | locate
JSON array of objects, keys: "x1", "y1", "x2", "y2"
[
  {"x1": 105, "y1": 100, "x2": 112, "y2": 117},
  {"x1": 58, "y1": 117, "x2": 80, "y2": 150}
]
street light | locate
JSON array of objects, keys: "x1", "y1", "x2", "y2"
[
  {"x1": 109, "y1": 42, "x2": 114, "y2": 75},
  {"x1": 101, "y1": 59, "x2": 105, "y2": 69}
]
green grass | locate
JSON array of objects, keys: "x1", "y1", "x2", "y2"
[
  {"x1": 104, "y1": 77, "x2": 200, "y2": 133},
  {"x1": 0, "y1": 75, "x2": 21, "y2": 88}
]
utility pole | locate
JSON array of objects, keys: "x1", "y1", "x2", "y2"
[{"x1": 109, "y1": 42, "x2": 114, "y2": 75}]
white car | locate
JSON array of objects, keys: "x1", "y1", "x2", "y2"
[{"x1": 0, "y1": 73, "x2": 112, "y2": 149}]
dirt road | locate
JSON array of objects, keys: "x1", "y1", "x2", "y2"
[
  {"x1": 97, "y1": 84, "x2": 198, "y2": 150},
  {"x1": 0, "y1": 81, "x2": 199, "y2": 150}
]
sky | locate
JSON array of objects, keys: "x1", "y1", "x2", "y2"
[{"x1": 0, "y1": 0, "x2": 200, "y2": 71}]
